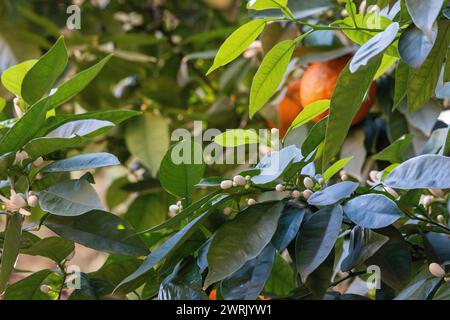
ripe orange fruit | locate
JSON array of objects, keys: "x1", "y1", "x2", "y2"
[
  {"x1": 278, "y1": 80, "x2": 302, "y2": 137},
  {"x1": 209, "y1": 289, "x2": 217, "y2": 300},
  {"x1": 299, "y1": 55, "x2": 377, "y2": 125}
]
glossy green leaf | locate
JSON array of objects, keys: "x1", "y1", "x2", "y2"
[
  {"x1": 125, "y1": 112, "x2": 169, "y2": 177},
  {"x1": 44, "y1": 210, "x2": 149, "y2": 257},
  {"x1": 263, "y1": 253, "x2": 296, "y2": 297},
  {"x1": 405, "y1": 0, "x2": 444, "y2": 38},
  {"x1": 301, "y1": 117, "x2": 327, "y2": 156},
  {"x1": 42, "y1": 153, "x2": 120, "y2": 173},
  {"x1": 407, "y1": 20, "x2": 450, "y2": 111},
  {"x1": 21, "y1": 237, "x2": 74, "y2": 263},
  {"x1": 288, "y1": 100, "x2": 330, "y2": 130},
  {"x1": 272, "y1": 206, "x2": 305, "y2": 251},
  {"x1": 0, "y1": 214, "x2": 22, "y2": 294},
  {"x1": 384, "y1": 155, "x2": 450, "y2": 189},
  {"x1": 395, "y1": 267, "x2": 442, "y2": 300},
  {"x1": 344, "y1": 194, "x2": 403, "y2": 228},
  {"x1": 399, "y1": 25, "x2": 437, "y2": 69},
  {"x1": 374, "y1": 54, "x2": 398, "y2": 80},
  {"x1": 204, "y1": 201, "x2": 284, "y2": 288},
  {"x1": 123, "y1": 194, "x2": 166, "y2": 232},
  {"x1": 306, "y1": 248, "x2": 334, "y2": 299},
  {"x1": 322, "y1": 55, "x2": 382, "y2": 169},
  {"x1": 295, "y1": 205, "x2": 343, "y2": 281},
  {"x1": 393, "y1": 60, "x2": 409, "y2": 109},
  {"x1": 373, "y1": 134, "x2": 413, "y2": 163},
  {"x1": 323, "y1": 157, "x2": 353, "y2": 181},
  {"x1": 207, "y1": 19, "x2": 266, "y2": 75},
  {"x1": 159, "y1": 140, "x2": 205, "y2": 202},
  {"x1": 21, "y1": 37, "x2": 68, "y2": 104},
  {"x1": 4, "y1": 269, "x2": 58, "y2": 300},
  {"x1": 249, "y1": 40, "x2": 295, "y2": 118},
  {"x1": 213, "y1": 129, "x2": 259, "y2": 147},
  {"x1": 0, "y1": 55, "x2": 111, "y2": 155},
  {"x1": 308, "y1": 181, "x2": 359, "y2": 206},
  {"x1": 1, "y1": 60, "x2": 37, "y2": 97}
]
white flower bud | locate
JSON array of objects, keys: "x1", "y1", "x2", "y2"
[
  {"x1": 428, "y1": 189, "x2": 445, "y2": 198},
  {"x1": 341, "y1": 174, "x2": 349, "y2": 181},
  {"x1": 169, "y1": 204, "x2": 179, "y2": 212},
  {"x1": 384, "y1": 186, "x2": 399, "y2": 200},
  {"x1": 275, "y1": 184, "x2": 285, "y2": 192},
  {"x1": 445, "y1": 276, "x2": 450, "y2": 283},
  {"x1": 422, "y1": 195, "x2": 434, "y2": 207},
  {"x1": 429, "y1": 263, "x2": 446, "y2": 278},
  {"x1": 245, "y1": 175, "x2": 251, "y2": 181},
  {"x1": 303, "y1": 189, "x2": 313, "y2": 199},
  {"x1": 291, "y1": 190, "x2": 301, "y2": 199},
  {"x1": 247, "y1": 198, "x2": 257, "y2": 206},
  {"x1": 27, "y1": 195, "x2": 38, "y2": 208},
  {"x1": 303, "y1": 177, "x2": 314, "y2": 190},
  {"x1": 40, "y1": 285, "x2": 52, "y2": 294},
  {"x1": 233, "y1": 175, "x2": 246, "y2": 187},
  {"x1": 10, "y1": 193, "x2": 26, "y2": 208},
  {"x1": 369, "y1": 170, "x2": 379, "y2": 182},
  {"x1": 14, "y1": 150, "x2": 29, "y2": 165},
  {"x1": 318, "y1": 178, "x2": 325, "y2": 185},
  {"x1": 437, "y1": 215, "x2": 446, "y2": 224},
  {"x1": 220, "y1": 180, "x2": 233, "y2": 190},
  {"x1": 33, "y1": 157, "x2": 44, "y2": 167},
  {"x1": 416, "y1": 214, "x2": 427, "y2": 221},
  {"x1": 176, "y1": 201, "x2": 182, "y2": 207},
  {"x1": 232, "y1": 181, "x2": 237, "y2": 187},
  {"x1": 339, "y1": 170, "x2": 347, "y2": 177},
  {"x1": 223, "y1": 207, "x2": 232, "y2": 215}
]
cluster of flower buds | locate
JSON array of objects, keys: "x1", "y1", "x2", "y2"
[
  {"x1": 220, "y1": 175, "x2": 252, "y2": 190},
  {"x1": 13, "y1": 150, "x2": 44, "y2": 168},
  {"x1": 0, "y1": 189, "x2": 38, "y2": 216}
]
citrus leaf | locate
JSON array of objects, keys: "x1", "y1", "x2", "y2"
[
  {"x1": 288, "y1": 99, "x2": 330, "y2": 130},
  {"x1": 42, "y1": 153, "x2": 120, "y2": 173},
  {"x1": 1, "y1": 60, "x2": 37, "y2": 97}
]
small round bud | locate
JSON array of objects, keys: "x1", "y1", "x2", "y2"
[
  {"x1": 339, "y1": 170, "x2": 347, "y2": 177},
  {"x1": 341, "y1": 174, "x2": 349, "y2": 181},
  {"x1": 40, "y1": 285, "x2": 52, "y2": 294},
  {"x1": 14, "y1": 150, "x2": 29, "y2": 165},
  {"x1": 245, "y1": 175, "x2": 251, "y2": 181},
  {"x1": 369, "y1": 170, "x2": 379, "y2": 182},
  {"x1": 318, "y1": 178, "x2": 325, "y2": 185},
  {"x1": 176, "y1": 201, "x2": 182, "y2": 207},
  {"x1": 223, "y1": 207, "x2": 232, "y2": 215},
  {"x1": 244, "y1": 184, "x2": 250, "y2": 189},
  {"x1": 233, "y1": 175, "x2": 246, "y2": 187},
  {"x1": 27, "y1": 195, "x2": 38, "y2": 208},
  {"x1": 303, "y1": 177, "x2": 314, "y2": 190},
  {"x1": 169, "y1": 204, "x2": 179, "y2": 212},
  {"x1": 247, "y1": 198, "x2": 257, "y2": 206},
  {"x1": 291, "y1": 190, "x2": 301, "y2": 199},
  {"x1": 429, "y1": 262, "x2": 446, "y2": 278},
  {"x1": 303, "y1": 189, "x2": 313, "y2": 200},
  {"x1": 10, "y1": 193, "x2": 26, "y2": 208},
  {"x1": 416, "y1": 214, "x2": 427, "y2": 221},
  {"x1": 437, "y1": 215, "x2": 446, "y2": 224},
  {"x1": 422, "y1": 195, "x2": 434, "y2": 207},
  {"x1": 220, "y1": 180, "x2": 233, "y2": 190},
  {"x1": 232, "y1": 182, "x2": 237, "y2": 187},
  {"x1": 33, "y1": 157, "x2": 44, "y2": 167},
  {"x1": 275, "y1": 184, "x2": 285, "y2": 192},
  {"x1": 445, "y1": 276, "x2": 450, "y2": 283}
]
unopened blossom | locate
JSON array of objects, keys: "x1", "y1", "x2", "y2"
[{"x1": 0, "y1": 190, "x2": 31, "y2": 216}]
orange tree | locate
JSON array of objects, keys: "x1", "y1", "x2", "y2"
[{"x1": 0, "y1": 0, "x2": 449, "y2": 300}]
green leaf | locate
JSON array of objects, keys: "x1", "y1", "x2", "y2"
[
  {"x1": 384, "y1": 154, "x2": 450, "y2": 189},
  {"x1": 247, "y1": 0, "x2": 295, "y2": 19},
  {"x1": 125, "y1": 112, "x2": 169, "y2": 177},
  {"x1": 1, "y1": 60, "x2": 37, "y2": 97},
  {"x1": 343, "y1": 194, "x2": 403, "y2": 229},
  {"x1": 123, "y1": 194, "x2": 166, "y2": 232},
  {"x1": 405, "y1": 0, "x2": 444, "y2": 38},
  {"x1": 249, "y1": 40, "x2": 295, "y2": 118},
  {"x1": 308, "y1": 181, "x2": 359, "y2": 206},
  {"x1": 21, "y1": 37, "x2": 68, "y2": 104},
  {"x1": 207, "y1": 19, "x2": 266, "y2": 75},
  {"x1": 220, "y1": 244, "x2": 276, "y2": 300},
  {"x1": 288, "y1": 100, "x2": 330, "y2": 131},
  {"x1": 306, "y1": 248, "x2": 334, "y2": 299},
  {"x1": 445, "y1": 49, "x2": 450, "y2": 82},
  {"x1": 374, "y1": 55, "x2": 398, "y2": 80},
  {"x1": 349, "y1": 22, "x2": 399, "y2": 73},
  {"x1": 0, "y1": 213, "x2": 22, "y2": 294},
  {"x1": 160, "y1": 140, "x2": 205, "y2": 202},
  {"x1": 4, "y1": 269, "x2": 59, "y2": 300},
  {"x1": 393, "y1": 60, "x2": 409, "y2": 109},
  {"x1": 407, "y1": 20, "x2": 450, "y2": 111},
  {"x1": 322, "y1": 55, "x2": 382, "y2": 169},
  {"x1": 0, "y1": 55, "x2": 112, "y2": 155},
  {"x1": 301, "y1": 117, "x2": 327, "y2": 156},
  {"x1": 213, "y1": 129, "x2": 260, "y2": 147},
  {"x1": 341, "y1": 226, "x2": 389, "y2": 272},
  {"x1": 24, "y1": 120, "x2": 114, "y2": 158},
  {"x1": 323, "y1": 156, "x2": 353, "y2": 181},
  {"x1": 44, "y1": 210, "x2": 149, "y2": 257},
  {"x1": 395, "y1": 267, "x2": 442, "y2": 300},
  {"x1": 38, "y1": 179, "x2": 104, "y2": 216},
  {"x1": 295, "y1": 205, "x2": 343, "y2": 281},
  {"x1": 42, "y1": 152, "x2": 120, "y2": 173},
  {"x1": 373, "y1": 134, "x2": 413, "y2": 163},
  {"x1": 21, "y1": 237, "x2": 74, "y2": 263},
  {"x1": 271, "y1": 206, "x2": 305, "y2": 251},
  {"x1": 263, "y1": 253, "x2": 296, "y2": 297},
  {"x1": 204, "y1": 201, "x2": 284, "y2": 288},
  {"x1": 399, "y1": 25, "x2": 437, "y2": 69},
  {"x1": 159, "y1": 256, "x2": 208, "y2": 300},
  {"x1": 106, "y1": 177, "x2": 129, "y2": 210},
  {"x1": 0, "y1": 97, "x2": 5, "y2": 112}
]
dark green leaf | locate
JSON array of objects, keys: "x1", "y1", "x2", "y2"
[
  {"x1": 0, "y1": 213, "x2": 22, "y2": 294},
  {"x1": 42, "y1": 153, "x2": 120, "y2": 173},
  {"x1": 405, "y1": 0, "x2": 444, "y2": 38},
  {"x1": 4, "y1": 269, "x2": 59, "y2": 300},
  {"x1": 295, "y1": 205, "x2": 343, "y2": 281},
  {"x1": 305, "y1": 248, "x2": 334, "y2": 299},
  {"x1": 393, "y1": 60, "x2": 409, "y2": 109},
  {"x1": 272, "y1": 206, "x2": 305, "y2": 251},
  {"x1": 21, "y1": 236, "x2": 74, "y2": 263},
  {"x1": 44, "y1": 210, "x2": 149, "y2": 257},
  {"x1": 373, "y1": 134, "x2": 413, "y2": 163},
  {"x1": 308, "y1": 182, "x2": 359, "y2": 206},
  {"x1": 399, "y1": 25, "x2": 437, "y2": 69},
  {"x1": 123, "y1": 194, "x2": 166, "y2": 232},
  {"x1": 395, "y1": 267, "x2": 442, "y2": 300},
  {"x1": 263, "y1": 253, "x2": 296, "y2": 297}
]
